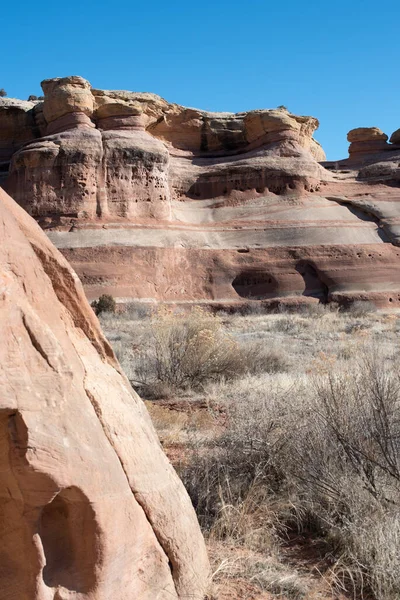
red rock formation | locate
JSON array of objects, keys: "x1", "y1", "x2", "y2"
[
  {"x1": 3, "y1": 76, "x2": 325, "y2": 217},
  {"x1": 0, "y1": 186, "x2": 210, "y2": 599},
  {"x1": 347, "y1": 127, "x2": 390, "y2": 159},
  {"x1": 3, "y1": 76, "x2": 400, "y2": 308},
  {"x1": 0, "y1": 98, "x2": 38, "y2": 173}
]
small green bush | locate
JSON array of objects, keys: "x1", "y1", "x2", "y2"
[
  {"x1": 0, "y1": 89, "x2": 7, "y2": 98},
  {"x1": 91, "y1": 294, "x2": 116, "y2": 316}
]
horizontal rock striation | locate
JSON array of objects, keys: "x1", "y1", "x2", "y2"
[
  {"x1": 0, "y1": 186, "x2": 210, "y2": 599},
  {"x1": 2, "y1": 76, "x2": 326, "y2": 219},
  {"x1": 2, "y1": 76, "x2": 400, "y2": 307}
]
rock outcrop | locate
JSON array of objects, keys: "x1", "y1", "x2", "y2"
[
  {"x1": 2, "y1": 76, "x2": 400, "y2": 308},
  {"x1": 347, "y1": 127, "x2": 390, "y2": 159},
  {"x1": 3, "y1": 75, "x2": 325, "y2": 221},
  {"x1": 0, "y1": 186, "x2": 210, "y2": 599},
  {"x1": 0, "y1": 98, "x2": 38, "y2": 168},
  {"x1": 390, "y1": 128, "x2": 400, "y2": 145},
  {"x1": 324, "y1": 126, "x2": 400, "y2": 187}
]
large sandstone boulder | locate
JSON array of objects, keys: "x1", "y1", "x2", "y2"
[
  {"x1": 0, "y1": 187, "x2": 210, "y2": 599},
  {"x1": 338, "y1": 127, "x2": 400, "y2": 184},
  {"x1": 347, "y1": 127, "x2": 390, "y2": 159},
  {"x1": 389, "y1": 128, "x2": 400, "y2": 145},
  {"x1": 347, "y1": 127, "x2": 388, "y2": 143},
  {"x1": 41, "y1": 76, "x2": 94, "y2": 124}
]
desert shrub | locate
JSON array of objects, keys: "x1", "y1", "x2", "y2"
[
  {"x1": 124, "y1": 301, "x2": 152, "y2": 320},
  {"x1": 285, "y1": 354, "x2": 400, "y2": 598},
  {"x1": 345, "y1": 320, "x2": 371, "y2": 334},
  {"x1": 27, "y1": 94, "x2": 44, "y2": 102},
  {"x1": 181, "y1": 377, "x2": 293, "y2": 534},
  {"x1": 296, "y1": 302, "x2": 327, "y2": 317},
  {"x1": 209, "y1": 540, "x2": 309, "y2": 599},
  {"x1": 134, "y1": 308, "x2": 287, "y2": 391},
  {"x1": 91, "y1": 294, "x2": 116, "y2": 315},
  {"x1": 136, "y1": 307, "x2": 242, "y2": 389},
  {"x1": 182, "y1": 354, "x2": 400, "y2": 599},
  {"x1": 0, "y1": 89, "x2": 6, "y2": 97},
  {"x1": 268, "y1": 315, "x2": 310, "y2": 334},
  {"x1": 238, "y1": 302, "x2": 267, "y2": 316},
  {"x1": 238, "y1": 341, "x2": 289, "y2": 374},
  {"x1": 273, "y1": 302, "x2": 339, "y2": 317},
  {"x1": 344, "y1": 300, "x2": 377, "y2": 317}
]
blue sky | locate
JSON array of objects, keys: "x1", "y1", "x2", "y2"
[{"x1": 2, "y1": 0, "x2": 399, "y2": 159}]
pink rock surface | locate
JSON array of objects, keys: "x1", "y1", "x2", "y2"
[
  {"x1": 3, "y1": 76, "x2": 400, "y2": 309},
  {"x1": 0, "y1": 187, "x2": 210, "y2": 599},
  {"x1": 3, "y1": 76, "x2": 326, "y2": 218}
]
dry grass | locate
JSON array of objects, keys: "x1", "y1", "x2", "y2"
[
  {"x1": 105, "y1": 307, "x2": 289, "y2": 397},
  {"x1": 208, "y1": 542, "x2": 310, "y2": 599},
  {"x1": 100, "y1": 303, "x2": 400, "y2": 600}
]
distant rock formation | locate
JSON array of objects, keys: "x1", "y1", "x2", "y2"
[
  {"x1": 2, "y1": 76, "x2": 400, "y2": 308},
  {"x1": 0, "y1": 186, "x2": 210, "y2": 599},
  {"x1": 320, "y1": 126, "x2": 400, "y2": 188},
  {"x1": 347, "y1": 127, "x2": 390, "y2": 159}
]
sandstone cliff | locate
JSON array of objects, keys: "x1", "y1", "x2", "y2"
[
  {"x1": 1, "y1": 76, "x2": 325, "y2": 218},
  {"x1": 2, "y1": 76, "x2": 400, "y2": 308},
  {"x1": 0, "y1": 186, "x2": 210, "y2": 599}
]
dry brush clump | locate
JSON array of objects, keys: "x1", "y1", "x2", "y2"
[
  {"x1": 181, "y1": 353, "x2": 400, "y2": 600},
  {"x1": 100, "y1": 303, "x2": 400, "y2": 597},
  {"x1": 292, "y1": 353, "x2": 400, "y2": 599},
  {"x1": 132, "y1": 307, "x2": 288, "y2": 396}
]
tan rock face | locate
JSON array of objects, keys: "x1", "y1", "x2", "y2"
[
  {"x1": 0, "y1": 98, "x2": 38, "y2": 163},
  {"x1": 310, "y1": 138, "x2": 326, "y2": 161},
  {"x1": 5, "y1": 75, "x2": 400, "y2": 309},
  {"x1": 42, "y1": 76, "x2": 94, "y2": 124},
  {"x1": 0, "y1": 187, "x2": 210, "y2": 599},
  {"x1": 7, "y1": 128, "x2": 103, "y2": 218},
  {"x1": 347, "y1": 127, "x2": 390, "y2": 160},
  {"x1": 390, "y1": 128, "x2": 400, "y2": 145},
  {"x1": 3, "y1": 75, "x2": 326, "y2": 221},
  {"x1": 347, "y1": 127, "x2": 388, "y2": 143}
]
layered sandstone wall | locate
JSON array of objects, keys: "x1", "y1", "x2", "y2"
[
  {"x1": 2, "y1": 76, "x2": 326, "y2": 223},
  {"x1": 2, "y1": 76, "x2": 400, "y2": 308}
]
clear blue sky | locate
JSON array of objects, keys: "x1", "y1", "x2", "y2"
[{"x1": 2, "y1": 0, "x2": 399, "y2": 160}]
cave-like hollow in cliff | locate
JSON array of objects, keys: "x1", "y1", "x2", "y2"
[
  {"x1": 295, "y1": 261, "x2": 329, "y2": 302},
  {"x1": 232, "y1": 270, "x2": 279, "y2": 300}
]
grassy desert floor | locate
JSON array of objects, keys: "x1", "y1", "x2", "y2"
[{"x1": 100, "y1": 303, "x2": 400, "y2": 600}]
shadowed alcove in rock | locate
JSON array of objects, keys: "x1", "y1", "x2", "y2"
[
  {"x1": 232, "y1": 270, "x2": 279, "y2": 299},
  {"x1": 295, "y1": 261, "x2": 329, "y2": 302},
  {"x1": 40, "y1": 486, "x2": 100, "y2": 593}
]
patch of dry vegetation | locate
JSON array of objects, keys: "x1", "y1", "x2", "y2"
[
  {"x1": 100, "y1": 302, "x2": 400, "y2": 600},
  {"x1": 109, "y1": 307, "x2": 288, "y2": 398}
]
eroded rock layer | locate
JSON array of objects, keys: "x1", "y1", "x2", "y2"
[
  {"x1": 2, "y1": 76, "x2": 400, "y2": 307},
  {"x1": 0, "y1": 187, "x2": 209, "y2": 600}
]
